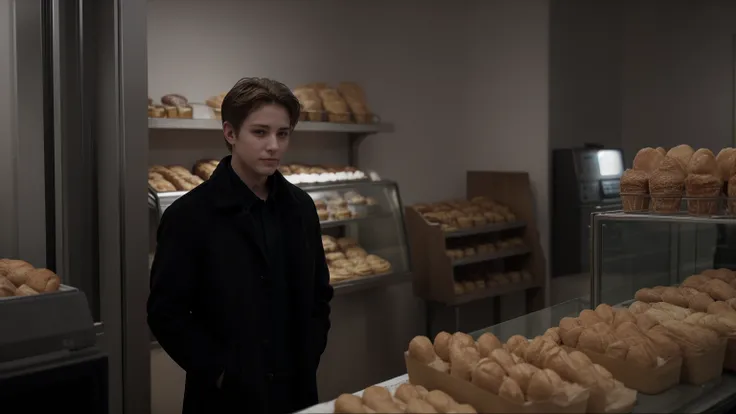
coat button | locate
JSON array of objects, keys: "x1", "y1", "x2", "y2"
[
  {"x1": 260, "y1": 274, "x2": 267, "y2": 280},
  {"x1": 266, "y1": 373, "x2": 274, "y2": 381}
]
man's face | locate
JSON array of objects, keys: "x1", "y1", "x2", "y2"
[{"x1": 224, "y1": 103, "x2": 291, "y2": 177}]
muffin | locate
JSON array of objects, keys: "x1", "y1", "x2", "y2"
[
  {"x1": 666, "y1": 144, "x2": 695, "y2": 171},
  {"x1": 633, "y1": 147, "x2": 665, "y2": 172},
  {"x1": 620, "y1": 169, "x2": 650, "y2": 212},
  {"x1": 649, "y1": 156, "x2": 686, "y2": 213},
  {"x1": 685, "y1": 149, "x2": 721, "y2": 215}
]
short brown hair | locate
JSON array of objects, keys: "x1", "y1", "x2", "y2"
[{"x1": 221, "y1": 77, "x2": 301, "y2": 151}]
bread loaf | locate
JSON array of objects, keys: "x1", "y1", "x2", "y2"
[
  {"x1": 635, "y1": 287, "x2": 662, "y2": 303},
  {"x1": 682, "y1": 274, "x2": 712, "y2": 289},
  {"x1": 650, "y1": 302, "x2": 693, "y2": 320},
  {"x1": 337, "y1": 82, "x2": 372, "y2": 123},
  {"x1": 577, "y1": 322, "x2": 618, "y2": 354},
  {"x1": 425, "y1": 390, "x2": 460, "y2": 413},
  {"x1": 708, "y1": 300, "x2": 735, "y2": 315},
  {"x1": 543, "y1": 327, "x2": 562, "y2": 344},
  {"x1": 449, "y1": 332, "x2": 476, "y2": 351},
  {"x1": 16, "y1": 284, "x2": 39, "y2": 296},
  {"x1": 489, "y1": 348, "x2": 516, "y2": 374},
  {"x1": 524, "y1": 336, "x2": 558, "y2": 368},
  {"x1": 161, "y1": 94, "x2": 188, "y2": 107},
  {"x1": 684, "y1": 312, "x2": 736, "y2": 336},
  {"x1": 409, "y1": 336, "x2": 449, "y2": 373},
  {"x1": 661, "y1": 287, "x2": 690, "y2": 308},
  {"x1": 25, "y1": 268, "x2": 60, "y2": 293},
  {"x1": 394, "y1": 383, "x2": 423, "y2": 404},
  {"x1": 578, "y1": 309, "x2": 604, "y2": 327},
  {"x1": 318, "y1": 88, "x2": 351, "y2": 123},
  {"x1": 0, "y1": 276, "x2": 16, "y2": 297},
  {"x1": 661, "y1": 320, "x2": 720, "y2": 356},
  {"x1": 645, "y1": 325, "x2": 681, "y2": 359},
  {"x1": 611, "y1": 308, "x2": 637, "y2": 328},
  {"x1": 506, "y1": 363, "x2": 539, "y2": 393},
  {"x1": 2, "y1": 259, "x2": 34, "y2": 286},
  {"x1": 702, "y1": 268, "x2": 736, "y2": 283}
]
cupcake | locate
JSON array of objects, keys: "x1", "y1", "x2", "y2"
[
  {"x1": 620, "y1": 169, "x2": 650, "y2": 212},
  {"x1": 649, "y1": 156, "x2": 686, "y2": 213}
]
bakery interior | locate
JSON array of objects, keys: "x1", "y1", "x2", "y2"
[{"x1": 3, "y1": 0, "x2": 736, "y2": 412}]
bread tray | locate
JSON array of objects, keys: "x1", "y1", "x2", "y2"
[{"x1": 0, "y1": 284, "x2": 77, "y2": 302}]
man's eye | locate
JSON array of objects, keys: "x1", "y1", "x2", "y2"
[
  {"x1": 252, "y1": 130, "x2": 266, "y2": 136},
  {"x1": 278, "y1": 132, "x2": 290, "y2": 139}
]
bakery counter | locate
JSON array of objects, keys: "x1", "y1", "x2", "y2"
[{"x1": 299, "y1": 297, "x2": 736, "y2": 414}]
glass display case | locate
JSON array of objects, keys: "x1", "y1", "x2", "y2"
[
  {"x1": 590, "y1": 212, "x2": 724, "y2": 307},
  {"x1": 148, "y1": 179, "x2": 412, "y2": 295}
]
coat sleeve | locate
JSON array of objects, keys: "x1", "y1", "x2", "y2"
[
  {"x1": 147, "y1": 203, "x2": 226, "y2": 385},
  {"x1": 311, "y1": 205, "x2": 334, "y2": 365}
]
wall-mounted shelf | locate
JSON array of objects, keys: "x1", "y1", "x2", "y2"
[
  {"x1": 444, "y1": 222, "x2": 527, "y2": 239},
  {"x1": 148, "y1": 118, "x2": 394, "y2": 134}
]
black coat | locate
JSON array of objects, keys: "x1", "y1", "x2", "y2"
[{"x1": 147, "y1": 157, "x2": 333, "y2": 414}]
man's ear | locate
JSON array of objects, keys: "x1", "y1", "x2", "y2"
[{"x1": 223, "y1": 121, "x2": 237, "y2": 146}]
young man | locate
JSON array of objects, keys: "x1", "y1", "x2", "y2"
[{"x1": 147, "y1": 78, "x2": 333, "y2": 414}]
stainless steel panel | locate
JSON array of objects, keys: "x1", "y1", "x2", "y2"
[
  {"x1": 0, "y1": 0, "x2": 17, "y2": 259},
  {"x1": 13, "y1": 0, "x2": 48, "y2": 267}
]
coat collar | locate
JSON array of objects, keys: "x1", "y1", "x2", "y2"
[{"x1": 210, "y1": 155, "x2": 299, "y2": 211}]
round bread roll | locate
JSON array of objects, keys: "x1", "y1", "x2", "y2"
[
  {"x1": 334, "y1": 394, "x2": 368, "y2": 414},
  {"x1": 636, "y1": 312, "x2": 660, "y2": 332},
  {"x1": 425, "y1": 390, "x2": 459, "y2": 413},
  {"x1": 708, "y1": 300, "x2": 735, "y2": 315},
  {"x1": 25, "y1": 268, "x2": 61, "y2": 293},
  {"x1": 543, "y1": 327, "x2": 562, "y2": 344},
  {"x1": 2, "y1": 259, "x2": 34, "y2": 287},
  {"x1": 661, "y1": 319, "x2": 720, "y2": 356},
  {"x1": 507, "y1": 363, "x2": 540, "y2": 393},
  {"x1": 650, "y1": 302, "x2": 693, "y2": 320},
  {"x1": 605, "y1": 340, "x2": 629, "y2": 360},
  {"x1": 362, "y1": 386, "x2": 402, "y2": 413},
  {"x1": 489, "y1": 348, "x2": 516, "y2": 374},
  {"x1": 523, "y1": 336, "x2": 558, "y2": 368},
  {"x1": 449, "y1": 332, "x2": 476, "y2": 350},
  {"x1": 717, "y1": 147, "x2": 736, "y2": 181},
  {"x1": 577, "y1": 323, "x2": 617, "y2": 354},
  {"x1": 405, "y1": 399, "x2": 438, "y2": 414},
  {"x1": 471, "y1": 359, "x2": 507, "y2": 394},
  {"x1": 628, "y1": 301, "x2": 651, "y2": 314},
  {"x1": 703, "y1": 278, "x2": 736, "y2": 301},
  {"x1": 661, "y1": 287, "x2": 689, "y2": 308},
  {"x1": 612, "y1": 308, "x2": 637, "y2": 328},
  {"x1": 558, "y1": 317, "x2": 584, "y2": 347},
  {"x1": 666, "y1": 144, "x2": 695, "y2": 170},
  {"x1": 394, "y1": 383, "x2": 422, "y2": 404},
  {"x1": 578, "y1": 309, "x2": 604, "y2": 327},
  {"x1": 687, "y1": 148, "x2": 718, "y2": 175},
  {"x1": 655, "y1": 146, "x2": 667, "y2": 156},
  {"x1": 633, "y1": 147, "x2": 665, "y2": 172},
  {"x1": 704, "y1": 268, "x2": 736, "y2": 283},
  {"x1": 614, "y1": 321, "x2": 643, "y2": 340},
  {"x1": 683, "y1": 273, "x2": 712, "y2": 289},
  {"x1": 476, "y1": 332, "x2": 502, "y2": 357},
  {"x1": 446, "y1": 403, "x2": 476, "y2": 414},
  {"x1": 635, "y1": 287, "x2": 663, "y2": 303},
  {"x1": 526, "y1": 368, "x2": 566, "y2": 402},
  {"x1": 689, "y1": 292, "x2": 715, "y2": 312},
  {"x1": 408, "y1": 336, "x2": 439, "y2": 364},
  {"x1": 595, "y1": 303, "x2": 615, "y2": 324},
  {"x1": 434, "y1": 331, "x2": 452, "y2": 362},
  {"x1": 449, "y1": 345, "x2": 480, "y2": 380},
  {"x1": 624, "y1": 337, "x2": 659, "y2": 367},
  {"x1": 498, "y1": 376, "x2": 525, "y2": 403},
  {"x1": 505, "y1": 335, "x2": 529, "y2": 357}
]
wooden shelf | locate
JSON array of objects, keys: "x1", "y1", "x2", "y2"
[{"x1": 149, "y1": 117, "x2": 394, "y2": 134}]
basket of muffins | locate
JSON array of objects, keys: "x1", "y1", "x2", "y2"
[
  {"x1": 322, "y1": 236, "x2": 393, "y2": 284},
  {"x1": 313, "y1": 191, "x2": 379, "y2": 222},
  {"x1": 621, "y1": 145, "x2": 736, "y2": 216}
]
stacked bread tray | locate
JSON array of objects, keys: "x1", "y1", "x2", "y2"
[
  {"x1": 621, "y1": 145, "x2": 736, "y2": 216},
  {"x1": 405, "y1": 196, "x2": 538, "y2": 305},
  {"x1": 0, "y1": 259, "x2": 64, "y2": 299}
]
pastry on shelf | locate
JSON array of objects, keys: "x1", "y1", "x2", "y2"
[
  {"x1": 293, "y1": 87, "x2": 324, "y2": 122},
  {"x1": 280, "y1": 163, "x2": 367, "y2": 184},
  {"x1": 337, "y1": 82, "x2": 374, "y2": 124},
  {"x1": 323, "y1": 239, "x2": 392, "y2": 283},
  {"x1": 193, "y1": 159, "x2": 219, "y2": 181},
  {"x1": 318, "y1": 88, "x2": 351, "y2": 123},
  {"x1": 148, "y1": 165, "x2": 204, "y2": 192},
  {"x1": 412, "y1": 196, "x2": 520, "y2": 230}
]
